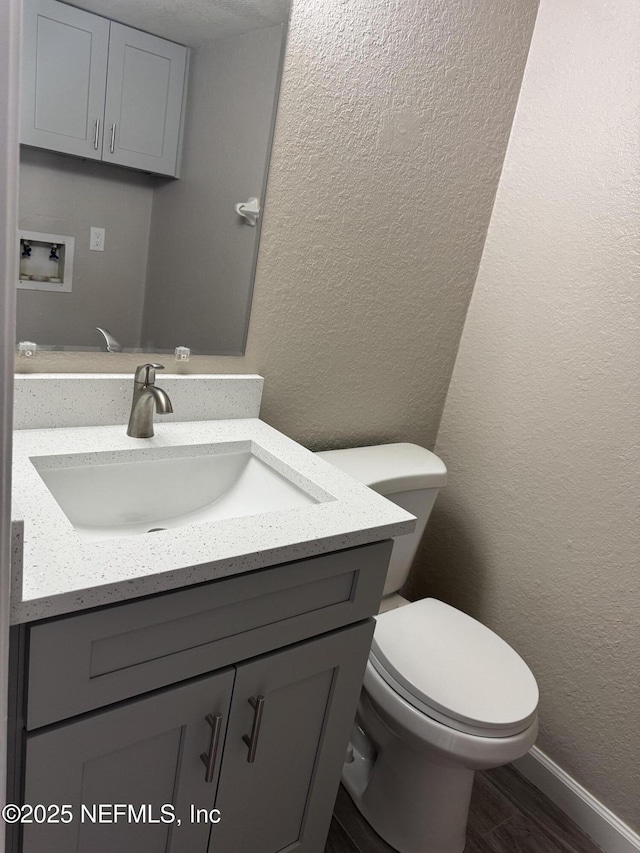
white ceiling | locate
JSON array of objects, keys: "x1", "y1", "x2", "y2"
[{"x1": 72, "y1": 0, "x2": 290, "y2": 47}]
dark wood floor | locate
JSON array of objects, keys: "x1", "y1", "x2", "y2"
[{"x1": 327, "y1": 765, "x2": 604, "y2": 853}]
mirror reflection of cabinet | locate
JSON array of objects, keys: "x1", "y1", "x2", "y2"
[{"x1": 21, "y1": 0, "x2": 188, "y2": 177}]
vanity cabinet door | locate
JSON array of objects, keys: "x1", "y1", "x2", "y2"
[
  {"x1": 102, "y1": 23, "x2": 188, "y2": 176},
  {"x1": 210, "y1": 621, "x2": 374, "y2": 853},
  {"x1": 21, "y1": 0, "x2": 109, "y2": 159},
  {"x1": 21, "y1": 669, "x2": 234, "y2": 853}
]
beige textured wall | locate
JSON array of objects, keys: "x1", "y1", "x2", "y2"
[
  {"x1": 17, "y1": 0, "x2": 539, "y2": 451},
  {"x1": 411, "y1": 0, "x2": 640, "y2": 829}
]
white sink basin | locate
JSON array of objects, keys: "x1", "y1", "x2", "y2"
[
  {"x1": 12, "y1": 418, "x2": 416, "y2": 622},
  {"x1": 32, "y1": 441, "x2": 319, "y2": 542}
]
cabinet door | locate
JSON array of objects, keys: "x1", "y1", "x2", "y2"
[
  {"x1": 211, "y1": 621, "x2": 375, "y2": 853},
  {"x1": 102, "y1": 23, "x2": 188, "y2": 176},
  {"x1": 21, "y1": 0, "x2": 109, "y2": 159},
  {"x1": 22, "y1": 669, "x2": 234, "y2": 853}
]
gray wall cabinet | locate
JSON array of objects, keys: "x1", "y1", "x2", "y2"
[
  {"x1": 8, "y1": 541, "x2": 392, "y2": 853},
  {"x1": 21, "y1": 0, "x2": 188, "y2": 176},
  {"x1": 21, "y1": 0, "x2": 109, "y2": 162}
]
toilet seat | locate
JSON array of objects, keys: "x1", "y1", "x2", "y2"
[{"x1": 370, "y1": 598, "x2": 539, "y2": 738}]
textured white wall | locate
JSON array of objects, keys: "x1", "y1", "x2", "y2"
[
  {"x1": 16, "y1": 0, "x2": 539, "y2": 452},
  {"x1": 414, "y1": 0, "x2": 640, "y2": 829}
]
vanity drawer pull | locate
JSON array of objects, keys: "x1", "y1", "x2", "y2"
[
  {"x1": 242, "y1": 696, "x2": 265, "y2": 763},
  {"x1": 200, "y1": 713, "x2": 223, "y2": 783}
]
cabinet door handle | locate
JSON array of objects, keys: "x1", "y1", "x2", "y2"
[
  {"x1": 93, "y1": 118, "x2": 100, "y2": 150},
  {"x1": 109, "y1": 122, "x2": 116, "y2": 154},
  {"x1": 200, "y1": 713, "x2": 223, "y2": 783},
  {"x1": 242, "y1": 695, "x2": 265, "y2": 763}
]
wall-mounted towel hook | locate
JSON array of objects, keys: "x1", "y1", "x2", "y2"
[{"x1": 235, "y1": 197, "x2": 260, "y2": 227}]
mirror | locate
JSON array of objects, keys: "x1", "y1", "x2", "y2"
[{"x1": 17, "y1": 0, "x2": 291, "y2": 355}]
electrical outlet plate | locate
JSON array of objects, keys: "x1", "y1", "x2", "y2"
[{"x1": 90, "y1": 227, "x2": 105, "y2": 251}]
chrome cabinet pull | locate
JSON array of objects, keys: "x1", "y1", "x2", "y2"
[
  {"x1": 109, "y1": 122, "x2": 116, "y2": 154},
  {"x1": 200, "y1": 713, "x2": 223, "y2": 783},
  {"x1": 93, "y1": 118, "x2": 100, "y2": 150},
  {"x1": 242, "y1": 695, "x2": 265, "y2": 763}
]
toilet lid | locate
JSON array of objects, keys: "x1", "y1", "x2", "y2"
[{"x1": 370, "y1": 599, "x2": 539, "y2": 736}]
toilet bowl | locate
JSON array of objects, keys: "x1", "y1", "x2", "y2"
[{"x1": 316, "y1": 444, "x2": 539, "y2": 853}]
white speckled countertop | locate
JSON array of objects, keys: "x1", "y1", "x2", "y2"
[{"x1": 11, "y1": 419, "x2": 415, "y2": 623}]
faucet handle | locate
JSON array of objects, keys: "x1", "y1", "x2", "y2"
[{"x1": 134, "y1": 363, "x2": 165, "y2": 385}]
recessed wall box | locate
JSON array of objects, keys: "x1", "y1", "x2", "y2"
[{"x1": 18, "y1": 230, "x2": 75, "y2": 292}]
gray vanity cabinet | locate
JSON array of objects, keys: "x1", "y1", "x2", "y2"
[
  {"x1": 22, "y1": 669, "x2": 235, "y2": 853},
  {"x1": 21, "y1": 0, "x2": 188, "y2": 176},
  {"x1": 19, "y1": 622, "x2": 373, "y2": 853},
  {"x1": 9, "y1": 542, "x2": 392, "y2": 853},
  {"x1": 211, "y1": 622, "x2": 374, "y2": 853}
]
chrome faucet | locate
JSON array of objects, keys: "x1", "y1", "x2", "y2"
[{"x1": 127, "y1": 363, "x2": 173, "y2": 438}]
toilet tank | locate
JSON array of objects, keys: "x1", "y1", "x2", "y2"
[{"x1": 315, "y1": 443, "x2": 447, "y2": 597}]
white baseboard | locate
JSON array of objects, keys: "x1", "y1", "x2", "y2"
[{"x1": 513, "y1": 747, "x2": 640, "y2": 853}]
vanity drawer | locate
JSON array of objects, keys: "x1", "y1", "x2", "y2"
[{"x1": 26, "y1": 540, "x2": 391, "y2": 729}]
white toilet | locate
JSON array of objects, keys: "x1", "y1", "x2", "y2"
[{"x1": 316, "y1": 443, "x2": 539, "y2": 853}]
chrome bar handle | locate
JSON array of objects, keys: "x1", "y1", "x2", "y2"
[
  {"x1": 93, "y1": 118, "x2": 100, "y2": 150},
  {"x1": 242, "y1": 695, "x2": 265, "y2": 763},
  {"x1": 200, "y1": 713, "x2": 223, "y2": 784},
  {"x1": 109, "y1": 122, "x2": 116, "y2": 154}
]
